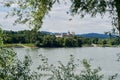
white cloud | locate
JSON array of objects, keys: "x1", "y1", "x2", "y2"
[
  {"x1": 0, "y1": 11, "x2": 29, "y2": 31},
  {"x1": 41, "y1": 3, "x2": 112, "y2": 34}
]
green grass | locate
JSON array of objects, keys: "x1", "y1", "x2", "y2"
[
  {"x1": 3, "y1": 43, "x2": 35, "y2": 48},
  {"x1": 3, "y1": 43, "x2": 120, "y2": 48},
  {"x1": 22, "y1": 44, "x2": 35, "y2": 47}
]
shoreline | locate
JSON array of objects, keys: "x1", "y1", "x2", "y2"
[
  {"x1": 3, "y1": 44, "x2": 37, "y2": 48},
  {"x1": 3, "y1": 43, "x2": 120, "y2": 48}
]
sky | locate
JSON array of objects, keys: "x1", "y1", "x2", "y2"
[{"x1": 0, "y1": 1, "x2": 113, "y2": 34}]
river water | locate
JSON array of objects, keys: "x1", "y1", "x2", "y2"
[{"x1": 14, "y1": 47, "x2": 120, "y2": 80}]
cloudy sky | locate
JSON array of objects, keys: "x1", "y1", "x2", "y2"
[{"x1": 0, "y1": 1, "x2": 113, "y2": 34}]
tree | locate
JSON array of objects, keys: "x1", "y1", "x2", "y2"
[
  {"x1": 64, "y1": 37, "x2": 78, "y2": 47},
  {"x1": 110, "y1": 38, "x2": 120, "y2": 45},
  {"x1": 42, "y1": 35, "x2": 56, "y2": 47},
  {"x1": 2, "y1": 0, "x2": 58, "y2": 31},
  {"x1": 56, "y1": 37, "x2": 64, "y2": 47},
  {"x1": 0, "y1": 28, "x2": 3, "y2": 46},
  {"x1": 2, "y1": 0, "x2": 120, "y2": 36},
  {"x1": 92, "y1": 38, "x2": 99, "y2": 44},
  {"x1": 77, "y1": 38, "x2": 83, "y2": 47},
  {"x1": 70, "y1": 0, "x2": 120, "y2": 36},
  {"x1": 0, "y1": 48, "x2": 42, "y2": 80}
]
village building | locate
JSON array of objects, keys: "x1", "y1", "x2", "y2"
[{"x1": 55, "y1": 31, "x2": 75, "y2": 37}]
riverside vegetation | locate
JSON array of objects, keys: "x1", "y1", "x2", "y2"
[
  {"x1": 1, "y1": 0, "x2": 120, "y2": 79},
  {"x1": 2, "y1": 30, "x2": 120, "y2": 48},
  {"x1": 0, "y1": 28, "x2": 118, "y2": 80},
  {"x1": 0, "y1": 48, "x2": 118, "y2": 80}
]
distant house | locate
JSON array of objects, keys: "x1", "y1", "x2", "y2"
[
  {"x1": 55, "y1": 31, "x2": 75, "y2": 37},
  {"x1": 55, "y1": 33, "x2": 63, "y2": 37}
]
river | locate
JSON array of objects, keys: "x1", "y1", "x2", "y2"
[{"x1": 14, "y1": 47, "x2": 120, "y2": 80}]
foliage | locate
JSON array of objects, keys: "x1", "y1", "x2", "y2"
[
  {"x1": 110, "y1": 38, "x2": 120, "y2": 45},
  {"x1": 64, "y1": 37, "x2": 78, "y2": 47},
  {"x1": 32, "y1": 35, "x2": 83, "y2": 47},
  {"x1": 2, "y1": 0, "x2": 120, "y2": 36},
  {"x1": 47, "y1": 56, "x2": 104, "y2": 80},
  {"x1": 92, "y1": 38, "x2": 99, "y2": 44},
  {"x1": 3, "y1": 30, "x2": 84, "y2": 47},
  {"x1": 70, "y1": 0, "x2": 115, "y2": 17},
  {"x1": 42, "y1": 35, "x2": 57, "y2": 47},
  {"x1": 0, "y1": 48, "x2": 41, "y2": 80},
  {"x1": 0, "y1": 28, "x2": 3, "y2": 46},
  {"x1": 1, "y1": 0, "x2": 59, "y2": 31},
  {"x1": 3, "y1": 30, "x2": 120, "y2": 47},
  {"x1": 70, "y1": 0, "x2": 120, "y2": 36},
  {"x1": 0, "y1": 46, "x2": 117, "y2": 80},
  {"x1": 0, "y1": 29, "x2": 41, "y2": 80},
  {"x1": 38, "y1": 55, "x2": 117, "y2": 80}
]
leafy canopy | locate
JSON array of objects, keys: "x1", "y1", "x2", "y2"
[
  {"x1": 70, "y1": 0, "x2": 120, "y2": 35},
  {"x1": 1, "y1": 0, "x2": 120, "y2": 35},
  {"x1": 2, "y1": 0, "x2": 58, "y2": 31},
  {"x1": 70, "y1": 0, "x2": 116, "y2": 16},
  {"x1": 0, "y1": 28, "x2": 3, "y2": 45}
]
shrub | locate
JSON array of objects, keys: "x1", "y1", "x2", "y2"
[
  {"x1": 0, "y1": 48, "x2": 41, "y2": 80},
  {"x1": 0, "y1": 48, "x2": 117, "y2": 80}
]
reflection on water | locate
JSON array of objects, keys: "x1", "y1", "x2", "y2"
[{"x1": 14, "y1": 47, "x2": 120, "y2": 80}]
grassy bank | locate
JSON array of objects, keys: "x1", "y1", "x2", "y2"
[
  {"x1": 3, "y1": 43, "x2": 120, "y2": 48},
  {"x1": 3, "y1": 43, "x2": 36, "y2": 48}
]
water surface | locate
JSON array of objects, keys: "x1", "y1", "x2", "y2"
[{"x1": 14, "y1": 47, "x2": 120, "y2": 79}]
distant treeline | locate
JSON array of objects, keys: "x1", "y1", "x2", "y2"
[{"x1": 2, "y1": 30, "x2": 120, "y2": 47}]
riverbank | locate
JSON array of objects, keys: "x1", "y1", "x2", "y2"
[
  {"x1": 3, "y1": 43, "x2": 120, "y2": 48},
  {"x1": 3, "y1": 44, "x2": 36, "y2": 48},
  {"x1": 84, "y1": 44, "x2": 120, "y2": 47}
]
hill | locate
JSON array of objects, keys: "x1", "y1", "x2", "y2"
[
  {"x1": 77, "y1": 33, "x2": 116, "y2": 38},
  {"x1": 40, "y1": 31, "x2": 117, "y2": 38}
]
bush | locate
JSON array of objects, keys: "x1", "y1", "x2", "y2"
[
  {"x1": 38, "y1": 55, "x2": 117, "y2": 80},
  {"x1": 0, "y1": 48, "x2": 41, "y2": 80},
  {"x1": 41, "y1": 55, "x2": 104, "y2": 80},
  {"x1": 0, "y1": 48, "x2": 117, "y2": 80}
]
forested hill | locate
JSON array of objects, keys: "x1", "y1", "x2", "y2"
[
  {"x1": 41, "y1": 31, "x2": 117, "y2": 38},
  {"x1": 77, "y1": 33, "x2": 117, "y2": 39},
  {"x1": 3, "y1": 30, "x2": 117, "y2": 38}
]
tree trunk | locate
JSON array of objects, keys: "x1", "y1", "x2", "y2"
[
  {"x1": 118, "y1": 17, "x2": 120, "y2": 37},
  {"x1": 115, "y1": 0, "x2": 120, "y2": 37},
  {"x1": 117, "y1": 7, "x2": 120, "y2": 37}
]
